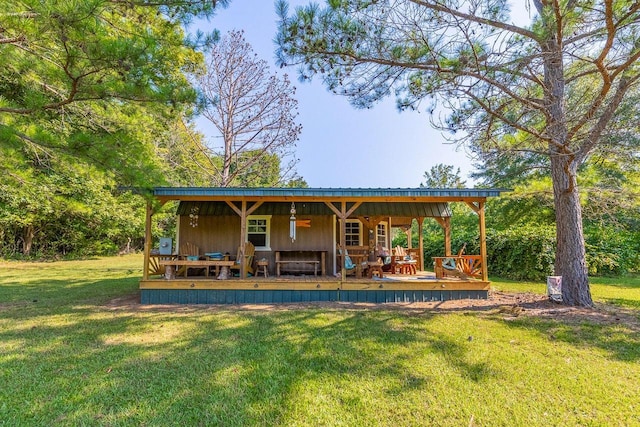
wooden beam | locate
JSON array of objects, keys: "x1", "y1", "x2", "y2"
[
  {"x1": 466, "y1": 201, "x2": 481, "y2": 213},
  {"x1": 324, "y1": 201, "x2": 342, "y2": 217},
  {"x1": 224, "y1": 200, "x2": 263, "y2": 217},
  {"x1": 158, "y1": 195, "x2": 490, "y2": 204},
  {"x1": 225, "y1": 200, "x2": 242, "y2": 216},
  {"x1": 245, "y1": 201, "x2": 263, "y2": 216},
  {"x1": 345, "y1": 201, "x2": 363, "y2": 218},
  {"x1": 434, "y1": 217, "x2": 447, "y2": 228},
  {"x1": 357, "y1": 216, "x2": 383, "y2": 230}
]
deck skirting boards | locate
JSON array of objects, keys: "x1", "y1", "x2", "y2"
[{"x1": 140, "y1": 289, "x2": 488, "y2": 304}]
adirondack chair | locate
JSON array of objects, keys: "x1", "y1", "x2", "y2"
[
  {"x1": 230, "y1": 241, "x2": 255, "y2": 276},
  {"x1": 337, "y1": 246, "x2": 360, "y2": 277},
  {"x1": 179, "y1": 242, "x2": 200, "y2": 259},
  {"x1": 392, "y1": 246, "x2": 417, "y2": 274}
]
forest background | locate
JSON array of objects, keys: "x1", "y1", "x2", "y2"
[{"x1": 0, "y1": 0, "x2": 638, "y2": 281}]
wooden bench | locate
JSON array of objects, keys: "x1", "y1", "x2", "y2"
[
  {"x1": 159, "y1": 259, "x2": 235, "y2": 278},
  {"x1": 275, "y1": 251, "x2": 326, "y2": 277},
  {"x1": 276, "y1": 260, "x2": 320, "y2": 276}
]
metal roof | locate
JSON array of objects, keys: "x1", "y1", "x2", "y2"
[
  {"x1": 177, "y1": 201, "x2": 453, "y2": 218},
  {"x1": 154, "y1": 187, "x2": 508, "y2": 199}
]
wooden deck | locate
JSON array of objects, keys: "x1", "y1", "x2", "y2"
[{"x1": 139, "y1": 271, "x2": 490, "y2": 304}]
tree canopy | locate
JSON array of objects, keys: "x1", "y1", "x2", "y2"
[
  {"x1": 0, "y1": 0, "x2": 227, "y2": 187},
  {"x1": 0, "y1": 0, "x2": 229, "y2": 256}
]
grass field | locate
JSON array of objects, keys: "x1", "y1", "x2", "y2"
[{"x1": 1, "y1": 254, "x2": 638, "y2": 426}]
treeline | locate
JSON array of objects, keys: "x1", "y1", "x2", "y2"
[{"x1": 2, "y1": 166, "x2": 639, "y2": 278}]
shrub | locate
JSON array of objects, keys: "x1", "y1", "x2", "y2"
[
  {"x1": 585, "y1": 228, "x2": 640, "y2": 276},
  {"x1": 485, "y1": 225, "x2": 557, "y2": 280}
]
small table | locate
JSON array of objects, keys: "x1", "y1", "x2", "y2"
[
  {"x1": 366, "y1": 262, "x2": 384, "y2": 279},
  {"x1": 256, "y1": 259, "x2": 269, "y2": 277}
]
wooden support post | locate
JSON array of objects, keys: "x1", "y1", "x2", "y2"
[
  {"x1": 226, "y1": 200, "x2": 263, "y2": 279},
  {"x1": 325, "y1": 201, "x2": 361, "y2": 283},
  {"x1": 339, "y1": 202, "x2": 347, "y2": 282},
  {"x1": 240, "y1": 201, "x2": 247, "y2": 278},
  {"x1": 143, "y1": 201, "x2": 153, "y2": 281},
  {"x1": 444, "y1": 217, "x2": 452, "y2": 256},
  {"x1": 478, "y1": 201, "x2": 488, "y2": 281},
  {"x1": 434, "y1": 217, "x2": 452, "y2": 256},
  {"x1": 417, "y1": 216, "x2": 425, "y2": 272},
  {"x1": 466, "y1": 201, "x2": 489, "y2": 282}
]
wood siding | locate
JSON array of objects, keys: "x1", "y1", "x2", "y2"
[{"x1": 178, "y1": 214, "x2": 335, "y2": 276}]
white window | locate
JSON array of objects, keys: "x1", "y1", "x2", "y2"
[
  {"x1": 376, "y1": 222, "x2": 389, "y2": 249},
  {"x1": 247, "y1": 215, "x2": 271, "y2": 251},
  {"x1": 345, "y1": 219, "x2": 362, "y2": 246}
]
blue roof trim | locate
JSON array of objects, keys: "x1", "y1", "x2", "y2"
[{"x1": 153, "y1": 187, "x2": 509, "y2": 198}]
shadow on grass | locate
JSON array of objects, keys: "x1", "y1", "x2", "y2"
[
  {"x1": 495, "y1": 314, "x2": 640, "y2": 363},
  {"x1": 1, "y1": 267, "x2": 638, "y2": 424},
  {"x1": 0, "y1": 301, "x2": 497, "y2": 425}
]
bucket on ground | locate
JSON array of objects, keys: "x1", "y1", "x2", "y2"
[{"x1": 546, "y1": 276, "x2": 562, "y2": 302}]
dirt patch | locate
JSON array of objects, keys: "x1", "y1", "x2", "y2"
[{"x1": 104, "y1": 291, "x2": 639, "y2": 329}]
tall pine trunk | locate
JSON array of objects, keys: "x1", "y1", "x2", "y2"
[
  {"x1": 549, "y1": 156, "x2": 593, "y2": 306},
  {"x1": 543, "y1": 32, "x2": 593, "y2": 307}
]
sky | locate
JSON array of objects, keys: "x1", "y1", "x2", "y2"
[{"x1": 193, "y1": 1, "x2": 534, "y2": 188}]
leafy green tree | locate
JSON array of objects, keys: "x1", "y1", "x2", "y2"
[
  {"x1": 0, "y1": 0, "x2": 228, "y2": 257},
  {"x1": 154, "y1": 118, "x2": 217, "y2": 186},
  {"x1": 0, "y1": 0, "x2": 227, "y2": 187},
  {"x1": 276, "y1": 0, "x2": 640, "y2": 306},
  {"x1": 0, "y1": 153, "x2": 146, "y2": 257}
]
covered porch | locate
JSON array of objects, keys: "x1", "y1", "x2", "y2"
[{"x1": 140, "y1": 187, "x2": 507, "y2": 304}]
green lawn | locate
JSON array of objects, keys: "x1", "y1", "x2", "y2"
[{"x1": 1, "y1": 255, "x2": 638, "y2": 426}]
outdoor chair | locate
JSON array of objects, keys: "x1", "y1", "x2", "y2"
[
  {"x1": 392, "y1": 246, "x2": 417, "y2": 274},
  {"x1": 230, "y1": 241, "x2": 255, "y2": 276},
  {"x1": 337, "y1": 247, "x2": 361, "y2": 277},
  {"x1": 177, "y1": 242, "x2": 201, "y2": 276},
  {"x1": 179, "y1": 242, "x2": 200, "y2": 259}
]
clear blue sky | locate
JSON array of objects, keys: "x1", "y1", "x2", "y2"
[{"x1": 194, "y1": 1, "x2": 533, "y2": 188}]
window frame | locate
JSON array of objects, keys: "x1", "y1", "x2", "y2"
[
  {"x1": 376, "y1": 221, "x2": 389, "y2": 249},
  {"x1": 344, "y1": 219, "x2": 363, "y2": 246},
  {"x1": 246, "y1": 215, "x2": 272, "y2": 251}
]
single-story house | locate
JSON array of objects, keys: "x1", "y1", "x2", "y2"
[{"x1": 140, "y1": 187, "x2": 508, "y2": 304}]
